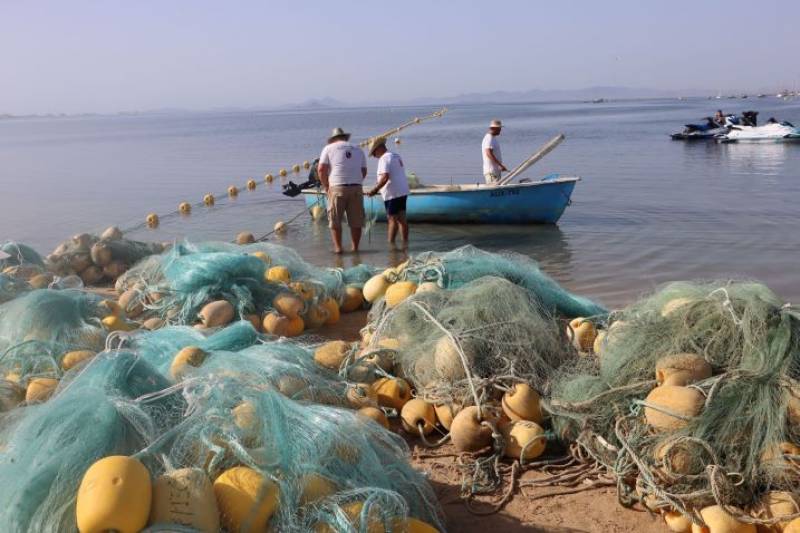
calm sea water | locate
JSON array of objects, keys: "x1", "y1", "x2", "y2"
[{"x1": 2, "y1": 99, "x2": 799, "y2": 308}]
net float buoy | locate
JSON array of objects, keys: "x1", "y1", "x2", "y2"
[
  {"x1": 118, "y1": 288, "x2": 143, "y2": 317},
  {"x1": 502, "y1": 420, "x2": 546, "y2": 460},
  {"x1": 644, "y1": 385, "x2": 704, "y2": 432},
  {"x1": 228, "y1": 185, "x2": 238, "y2": 198},
  {"x1": 62, "y1": 350, "x2": 96, "y2": 371},
  {"x1": 358, "y1": 406, "x2": 390, "y2": 429},
  {"x1": 76, "y1": 456, "x2": 152, "y2": 533},
  {"x1": 303, "y1": 160, "x2": 310, "y2": 170},
  {"x1": 265, "y1": 265, "x2": 291, "y2": 283},
  {"x1": 341, "y1": 286, "x2": 364, "y2": 313},
  {"x1": 272, "y1": 293, "x2": 304, "y2": 319},
  {"x1": 401, "y1": 398, "x2": 437, "y2": 436},
  {"x1": 288, "y1": 281, "x2": 316, "y2": 301},
  {"x1": 313, "y1": 340, "x2": 350, "y2": 370},
  {"x1": 303, "y1": 304, "x2": 328, "y2": 330},
  {"x1": 142, "y1": 317, "x2": 165, "y2": 330},
  {"x1": 433, "y1": 336, "x2": 472, "y2": 381},
  {"x1": 299, "y1": 473, "x2": 337, "y2": 506},
  {"x1": 310, "y1": 205, "x2": 325, "y2": 220},
  {"x1": 371, "y1": 377, "x2": 412, "y2": 411},
  {"x1": 654, "y1": 438, "x2": 705, "y2": 477},
  {"x1": 593, "y1": 330, "x2": 606, "y2": 355},
  {"x1": 72, "y1": 232, "x2": 93, "y2": 250},
  {"x1": 321, "y1": 297, "x2": 340, "y2": 325},
  {"x1": 292, "y1": 164, "x2": 301, "y2": 173},
  {"x1": 567, "y1": 317, "x2": 597, "y2": 353},
  {"x1": 450, "y1": 406, "x2": 493, "y2": 452},
  {"x1": 203, "y1": 193, "x2": 215, "y2": 206},
  {"x1": 246, "y1": 179, "x2": 257, "y2": 191},
  {"x1": 28, "y1": 272, "x2": 53, "y2": 289},
  {"x1": 179, "y1": 201, "x2": 192, "y2": 215},
  {"x1": 661, "y1": 297, "x2": 694, "y2": 317},
  {"x1": 244, "y1": 313, "x2": 261, "y2": 332},
  {"x1": 690, "y1": 505, "x2": 755, "y2": 533},
  {"x1": 26, "y1": 377, "x2": 59, "y2": 403},
  {"x1": 414, "y1": 117, "x2": 421, "y2": 123},
  {"x1": 406, "y1": 518, "x2": 440, "y2": 533},
  {"x1": 279, "y1": 168, "x2": 288, "y2": 177},
  {"x1": 170, "y1": 346, "x2": 208, "y2": 380},
  {"x1": 146, "y1": 213, "x2": 159, "y2": 228},
  {"x1": 785, "y1": 518, "x2": 800, "y2": 533},
  {"x1": 501, "y1": 383, "x2": 543, "y2": 424},
  {"x1": 102, "y1": 260, "x2": 127, "y2": 281},
  {"x1": 264, "y1": 173, "x2": 274, "y2": 183},
  {"x1": 250, "y1": 251, "x2": 271, "y2": 264},
  {"x1": 756, "y1": 491, "x2": 798, "y2": 531},
  {"x1": 655, "y1": 353, "x2": 712, "y2": 387},
  {"x1": 385, "y1": 281, "x2": 417, "y2": 309},
  {"x1": 101, "y1": 226, "x2": 123, "y2": 241},
  {"x1": 235, "y1": 231, "x2": 255, "y2": 245},
  {"x1": 80, "y1": 265, "x2": 104, "y2": 285},
  {"x1": 433, "y1": 403, "x2": 462, "y2": 430},
  {"x1": 274, "y1": 221, "x2": 287, "y2": 234},
  {"x1": 346, "y1": 383, "x2": 378, "y2": 409},
  {"x1": 213, "y1": 467, "x2": 279, "y2": 533},
  {"x1": 262, "y1": 312, "x2": 303, "y2": 337},
  {"x1": 357, "y1": 349, "x2": 394, "y2": 374},
  {"x1": 663, "y1": 511, "x2": 692, "y2": 533},
  {"x1": 102, "y1": 315, "x2": 137, "y2": 332},
  {"x1": 363, "y1": 274, "x2": 391, "y2": 303},
  {"x1": 150, "y1": 468, "x2": 219, "y2": 533},
  {"x1": 199, "y1": 300, "x2": 235, "y2": 328}
]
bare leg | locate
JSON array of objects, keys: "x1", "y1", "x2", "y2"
[
  {"x1": 330, "y1": 228, "x2": 343, "y2": 254},
  {"x1": 349, "y1": 227, "x2": 362, "y2": 253},
  {"x1": 387, "y1": 216, "x2": 399, "y2": 244},
  {"x1": 398, "y1": 213, "x2": 409, "y2": 245}
]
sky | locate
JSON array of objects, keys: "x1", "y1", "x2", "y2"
[{"x1": 1, "y1": 0, "x2": 798, "y2": 114}]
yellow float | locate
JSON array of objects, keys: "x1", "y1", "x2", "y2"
[
  {"x1": 146, "y1": 213, "x2": 159, "y2": 228},
  {"x1": 213, "y1": 467, "x2": 279, "y2": 533},
  {"x1": 501, "y1": 383, "x2": 543, "y2": 424},
  {"x1": 371, "y1": 377, "x2": 412, "y2": 411},
  {"x1": 170, "y1": 346, "x2": 208, "y2": 380},
  {"x1": 314, "y1": 340, "x2": 350, "y2": 370},
  {"x1": 322, "y1": 297, "x2": 340, "y2": 325},
  {"x1": 690, "y1": 505, "x2": 755, "y2": 533},
  {"x1": 246, "y1": 179, "x2": 257, "y2": 191},
  {"x1": 228, "y1": 185, "x2": 239, "y2": 198},
  {"x1": 203, "y1": 193, "x2": 215, "y2": 206},
  {"x1": 385, "y1": 281, "x2": 417, "y2": 309},
  {"x1": 264, "y1": 173, "x2": 274, "y2": 183},
  {"x1": 299, "y1": 473, "x2": 337, "y2": 505},
  {"x1": 76, "y1": 456, "x2": 152, "y2": 533},
  {"x1": 26, "y1": 377, "x2": 59, "y2": 403},
  {"x1": 179, "y1": 202, "x2": 191, "y2": 215},
  {"x1": 236, "y1": 232, "x2": 255, "y2": 245},
  {"x1": 450, "y1": 406, "x2": 493, "y2": 452},
  {"x1": 567, "y1": 317, "x2": 597, "y2": 352},
  {"x1": 358, "y1": 406, "x2": 390, "y2": 429},
  {"x1": 273, "y1": 293, "x2": 304, "y2": 319},
  {"x1": 363, "y1": 274, "x2": 391, "y2": 303},
  {"x1": 266, "y1": 266, "x2": 291, "y2": 283},
  {"x1": 62, "y1": 350, "x2": 96, "y2": 371},
  {"x1": 250, "y1": 251, "x2": 270, "y2": 264},
  {"x1": 644, "y1": 385, "x2": 705, "y2": 431},
  {"x1": 401, "y1": 398, "x2": 437, "y2": 436},
  {"x1": 199, "y1": 300, "x2": 235, "y2": 327},
  {"x1": 655, "y1": 353, "x2": 712, "y2": 387},
  {"x1": 502, "y1": 420, "x2": 546, "y2": 460}
]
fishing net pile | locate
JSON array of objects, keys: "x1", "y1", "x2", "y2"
[
  {"x1": 111, "y1": 240, "x2": 375, "y2": 334},
  {"x1": 0, "y1": 317, "x2": 444, "y2": 532},
  {"x1": 548, "y1": 281, "x2": 800, "y2": 529},
  {"x1": 45, "y1": 227, "x2": 166, "y2": 286}
]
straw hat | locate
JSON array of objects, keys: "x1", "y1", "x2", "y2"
[
  {"x1": 489, "y1": 119, "x2": 502, "y2": 129},
  {"x1": 327, "y1": 127, "x2": 351, "y2": 143},
  {"x1": 368, "y1": 136, "x2": 387, "y2": 157}
]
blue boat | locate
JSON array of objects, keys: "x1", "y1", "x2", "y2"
[{"x1": 302, "y1": 174, "x2": 579, "y2": 224}]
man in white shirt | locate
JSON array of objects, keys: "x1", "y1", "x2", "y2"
[
  {"x1": 317, "y1": 127, "x2": 367, "y2": 254},
  {"x1": 482, "y1": 119, "x2": 508, "y2": 184},
  {"x1": 366, "y1": 137, "x2": 410, "y2": 247}
]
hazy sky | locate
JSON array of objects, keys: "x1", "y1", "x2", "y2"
[{"x1": 2, "y1": 0, "x2": 798, "y2": 114}]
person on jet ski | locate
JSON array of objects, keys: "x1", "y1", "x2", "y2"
[{"x1": 713, "y1": 110, "x2": 726, "y2": 127}]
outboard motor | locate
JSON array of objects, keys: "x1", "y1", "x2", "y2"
[{"x1": 282, "y1": 159, "x2": 321, "y2": 197}]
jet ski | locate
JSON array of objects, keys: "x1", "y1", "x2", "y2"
[
  {"x1": 671, "y1": 115, "x2": 737, "y2": 140},
  {"x1": 716, "y1": 116, "x2": 800, "y2": 143}
]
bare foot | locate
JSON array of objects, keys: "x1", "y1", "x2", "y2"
[{"x1": 333, "y1": 248, "x2": 343, "y2": 254}]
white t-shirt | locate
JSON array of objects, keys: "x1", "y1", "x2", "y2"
[
  {"x1": 481, "y1": 132, "x2": 502, "y2": 175},
  {"x1": 376, "y1": 151, "x2": 409, "y2": 201},
  {"x1": 319, "y1": 140, "x2": 367, "y2": 186}
]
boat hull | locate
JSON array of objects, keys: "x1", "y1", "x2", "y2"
[{"x1": 302, "y1": 177, "x2": 578, "y2": 224}]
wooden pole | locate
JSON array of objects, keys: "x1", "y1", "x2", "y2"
[{"x1": 499, "y1": 133, "x2": 565, "y2": 185}]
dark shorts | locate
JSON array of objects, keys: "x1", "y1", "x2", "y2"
[{"x1": 384, "y1": 196, "x2": 407, "y2": 216}]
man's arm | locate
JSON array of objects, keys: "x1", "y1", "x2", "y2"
[
  {"x1": 484, "y1": 148, "x2": 508, "y2": 172},
  {"x1": 318, "y1": 163, "x2": 331, "y2": 191},
  {"x1": 368, "y1": 173, "x2": 390, "y2": 196}
]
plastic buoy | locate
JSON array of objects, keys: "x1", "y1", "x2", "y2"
[
  {"x1": 567, "y1": 318, "x2": 597, "y2": 352},
  {"x1": 690, "y1": 505, "x2": 755, "y2": 533},
  {"x1": 310, "y1": 205, "x2": 325, "y2": 220},
  {"x1": 101, "y1": 226, "x2": 123, "y2": 240},
  {"x1": 199, "y1": 300, "x2": 235, "y2": 328},
  {"x1": 314, "y1": 340, "x2": 350, "y2": 370},
  {"x1": 203, "y1": 193, "x2": 215, "y2": 206},
  {"x1": 292, "y1": 164, "x2": 301, "y2": 173},
  {"x1": 273, "y1": 293, "x2": 304, "y2": 319},
  {"x1": 279, "y1": 168, "x2": 288, "y2": 177},
  {"x1": 274, "y1": 221, "x2": 287, "y2": 234},
  {"x1": 62, "y1": 350, "x2": 96, "y2": 370},
  {"x1": 644, "y1": 385, "x2": 704, "y2": 431},
  {"x1": 228, "y1": 185, "x2": 238, "y2": 198},
  {"x1": 76, "y1": 456, "x2": 152, "y2": 533},
  {"x1": 264, "y1": 173, "x2": 274, "y2": 183},
  {"x1": 213, "y1": 467, "x2": 279, "y2": 533},
  {"x1": 170, "y1": 346, "x2": 208, "y2": 380},
  {"x1": 150, "y1": 468, "x2": 219, "y2": 533},
  {"x1": 371, "y1": 377, "x2": 412, "y2": 411},
  {"x1": 358, "y1": 406, "x2": 390, "y2": 429},
  {"x1": 363, "y1": 274, "x2": 391, "y2": 303},
  {"x1": 289, "y1": 281, "x2": 316, "y2": 301},
  {"x1": 251, "y1": 251, "x2": 271, "y2": 264},
  {"x1": 502, "y1": 420, "x2": 546, "y2": 460},
  {"x1": 266, "y1": 266, "x2": 291, "y2": 283},
  {"x1": 341, "y1": 286, "x2": 364, "y2": 313},
  {"x1": 321, "y1": 297, "x2": 340, "y2": 325},
  {"x1": 102, "y1": 315, "x2": 137, "y2": 332},
  {"x1": 655, "y1": 353, "x2": 712, "y2": 387},
  {"x1": 346, "y1": 383, "x2": 378, "y2": 409},
  {"x1": 401, "y1": 398, "x2": 436, "y2": 435},
  {"x1": 385, "y1": 281, "x2": 417, "y2": 309},
  {"x1": 26, "y1": 377, "x2": 59, "y2": 403},
  {"x1": 501, "y1": 383, "x2": 543, "y2": 424},
  {"x1": 236, "y1": 231, "x2": 255, "y2": 245},
  {"x1": 299, "y1": 473, "x2": 337, "y2": 505},
  {"x1": 246, "y1": 179, "x2": 257, "y2": 191},
  {"x1": 450, "y1": 406, "x2": 493, "y2": 452},
  {"x1": 302, "y1": 160, "x2": 310, "y2": 170},
  {"x1": 179, "y1": 202, "x2": 191, "y2": 215},
  {"x1": 146, "y1": 213, "x2": 159, "y2": 228}
]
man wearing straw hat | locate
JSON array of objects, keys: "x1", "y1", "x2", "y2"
[
  {"x1": 317, "y1": 127, "x2": 367, "y2": 254},
  {"x1": 482, "y1": 119, "x2": 508, "y2": 184},
  {"x1": 367, "y1": 137, "x2": 410, "y2": 248}
]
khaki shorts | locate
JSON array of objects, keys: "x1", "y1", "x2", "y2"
[
  {"x1": 327, "y1": 185, "x2": 365, "y2": 229},
  {"x1": 484, "y1": 172, "x2": 500, "y2": 184}
]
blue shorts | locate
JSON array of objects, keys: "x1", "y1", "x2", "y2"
[{"x1": 384, "y1": 196, "x2": 407, "y2": 216}]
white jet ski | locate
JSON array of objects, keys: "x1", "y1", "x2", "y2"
[{"x1": 716, "y1": 111, "x2": 800, "y2": 143}]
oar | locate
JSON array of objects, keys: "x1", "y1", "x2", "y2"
[{"x1": 498, "y1": 133, "x2": 565, "y2": 185}]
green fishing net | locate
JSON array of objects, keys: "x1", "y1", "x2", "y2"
[
  {"x1": 0, "y1": 274, "x2": 29, "y2": 304},
  {"x1": 0, "y1": 242, "x2": 44, "y2": 269},
  {"x1": 548, "y1": 281, "x2": 800, "y2": 520}
]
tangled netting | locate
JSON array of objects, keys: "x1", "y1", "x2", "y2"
[
  {"x1": 0, "y1": 289, "x2": 106, "y2": 378},
  {"x1": 0, "y1": 274, "x2": 30, "y2": 304},
  {"x1": 116, "y1": 241, "x2": 376, "y2": 326},
  {"x1": 363, "y1": 276, "x2": 574, "y2": 410},
  {"x1": 0, "y1": 242, "x2": 44, "y2": 270},
  {"x1": 548, "y1": 281, "x2": 800, "y2": 525},
  {"x1": 0, "y1": 321, "x2": 444, "y2": 532},
  {"x1": 396, "y1": 246, "x2": 606, "y2": 318}
]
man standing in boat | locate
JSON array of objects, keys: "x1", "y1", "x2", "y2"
[
  {"x1": 367, "y1": 136, "x2": 409, "y2": 248},
  {"x1": 482, "y1": 119, "x2": 508, "y2": 184},
  {"x1": 317, "y1": 127, "x2": 367, "y2": 254}
]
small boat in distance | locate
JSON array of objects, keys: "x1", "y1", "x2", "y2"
[{"x1": 301, "y1": 175, "x2": 579, "y2": 224}]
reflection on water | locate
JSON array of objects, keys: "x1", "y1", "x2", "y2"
[{"x1": 2, "y1": 98, "x2": 800, "y2": 308}]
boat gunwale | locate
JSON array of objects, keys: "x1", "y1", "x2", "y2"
[{"x1": 300, "y1": 176, "x2": 581, "y2": 196}]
